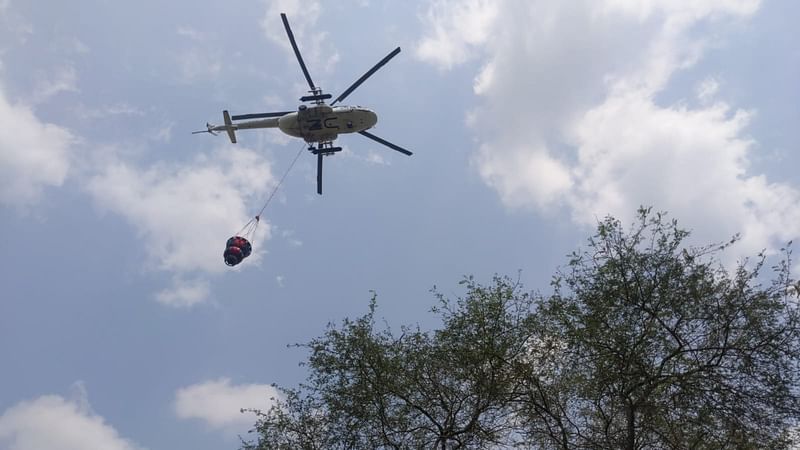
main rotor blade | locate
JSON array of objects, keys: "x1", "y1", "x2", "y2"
[
  {"x1": 316, "y1": 153, "x2": 323, "y2": 195},
  {"x1": 230, "y1": 111, "x2": 292, "y2": 120},
  {"x1": 358, "y1": 130, "x2": 413, "y2": 156},
  {"x1": 331, "y1": 47, "x2": 401, "y2": 106},
  {"x1": 281, "y1": 13, "x2": 316, "y2": 91}
]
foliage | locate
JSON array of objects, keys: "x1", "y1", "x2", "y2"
[
  {"x1": 243, "y1": 283, "x2": 538, "y2": 450},
  {"x1": 530, "y1": 208, "x2": 800, "y2": 449},
  {"x1": 243, "y1": 208, "x2": 800, "y2": 450}
]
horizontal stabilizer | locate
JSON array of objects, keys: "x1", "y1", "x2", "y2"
[{"x1": 223, "y1": 110, "x2": 237, "y2": 144}]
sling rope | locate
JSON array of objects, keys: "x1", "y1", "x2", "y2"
[{"x1": 236, "y1": 143, "x2": 306, "y2": 240}]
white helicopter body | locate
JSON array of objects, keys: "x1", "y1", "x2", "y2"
[
  {"x1": 195, "y1": 13, "x2": 410, "y2": 194},
  {"x1": 213, "y1": 105, "x2": 378, "y2": 145}
]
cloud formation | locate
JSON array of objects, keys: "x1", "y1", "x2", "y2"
[
  {"x1": 172, "y1": 25, "x2": 223, "y2": 83},
  {"x1": 155, "y1": 277, "x2": 211, "y2": 308},
  {"x1": 417, "y1": 0, "x2": 799, "y2": 255},
  {"x1": 0, "y1": 86, "x2": 75, "y2": 207},
  {"x1": 31, "y1": 65, "x2": 79, "y2": 104},
  {"x1": 416, "y1": 0, "x2": 499, "y2": 70},
  {"x1": 0, "y1": 392, "x2": 143, "y2": 450},
  {"x1": 174, "y1": 378, "x2": 279, "y2": 430},
  {"x1": 261, "y1": 0, "x2": 339, "y2": 76},
  {"x1": 86, "y1": 147, "x2": 274, "y2": 306}
]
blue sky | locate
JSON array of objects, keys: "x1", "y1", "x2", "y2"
[{"x1": 1, "y1": 1, "x2": 798, "y2": 449}]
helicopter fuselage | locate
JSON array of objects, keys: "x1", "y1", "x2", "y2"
[
  {"x1": 195, "y1": 13, "x2": 411, "y2": 195},
  {"x1": 233, "y1": 104, "x2": 377, "y2": 144}
]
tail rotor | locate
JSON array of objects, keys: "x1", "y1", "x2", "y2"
[
  {"x1": 191, "y1": 123, "x2": 218, "y2": 136},
  {"x1": 191, "y1": 110, "x2": 237, "y2": 143}
]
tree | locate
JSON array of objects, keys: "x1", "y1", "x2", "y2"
[
  {"x1": 527, "y1": 208, "x2": 800, "y2": 449},
  {"x1": 243, "y1": 280, "x2": 538, "y2": 450},
  {"x1": 243, "y1": 209, "x2": 800, "y2": 449}
]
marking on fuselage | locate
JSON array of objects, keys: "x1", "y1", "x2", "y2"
[
  {"x1": 306, "y1": 116, "x2": 339, "y2": 131},
  {"x1": 324, "y1": 117, "x2": 340, "y2": 129}
]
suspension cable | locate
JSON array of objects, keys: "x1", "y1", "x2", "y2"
[
  {"x1": 256, "y1": 143, "x2": 306, "y2": 218},
  {"x1": 235, "y1": 143, "x2": 306, "y2": 238}
]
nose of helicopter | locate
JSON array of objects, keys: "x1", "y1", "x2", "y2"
[{"x1": 364, "y1": 109, "x2": 378, "y2": 128}]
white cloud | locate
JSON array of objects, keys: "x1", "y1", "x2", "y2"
[
  {"x1": 177, "y1": 26, "x2": 206, "y2": 42},
  {"x1": 0, "y1": 392, "x2": 143, "y2": 450},
  {"x1": 280, "y1": 228, "x2": 302, "y2": 246},
  {"x1": 86, "y1": 147, "x2": 274, "y2": 297},
  {"x1": 31, "y1": 65, "x2": 79, "y2": 104},
  {"x1": 419, "y1": 0, "x2": 799, "y2": 255},
  {"x1": 151, "y1": 122, "x2": 173, "y2": 143},
  {"x1": 416, "y1": 0, "x2": 499, "y2": 70},
  {"x1": 567, "y1": 92, "x2": 800, "y2": 255},
  {"x1": 174, "y1": 378, "x2": 280, "y2": 431},
  {"x1": 156, "y1": 277, "x2": 211, "y2": 308},
  {"x1": 0, "y1": 86, "x2": 75, "y2": 207},
  {"x1": 475, "y1": 142, "x2": 572, "y2": 210},
  {"x1": 339, "y1": 143, "x2": 391, "y2": 166},
  {"x1": 177, "y1": 48, "x2": 222, "y2": 82},
  {"x1": 172, "y1": 25, "x2": 223, "y2": 83},
  {"x1": 364, "y1": 151, "x2": 387, "y2": 165},
  {"x1": 261, "y1": 0, "x2": 339, "y2": 76},
  {"x1": 63, "y1": 36, "x2": 90, "y2": 54},
  {"x1": 0, "y1": 2, "x2": 33, "y2": 44},
  {"x1": 696, "y1": 76, "x2": 720, "y2": 104},
  {"x1": 74, "y1": 102, "x2": 144, "y2": 120}
]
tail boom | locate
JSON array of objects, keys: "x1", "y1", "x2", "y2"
[{"x1": 200, "y1": 111, "x2": 281, "y2": 143}]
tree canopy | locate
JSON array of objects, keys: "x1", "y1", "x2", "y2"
[{"x1": 242, "y1": 209, "x2": 800, "y2": 450}]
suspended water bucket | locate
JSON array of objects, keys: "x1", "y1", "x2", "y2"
[
  {"x1": 220, "y1": 145, "x2": 306, "y2": 268},
  {"x1": 224, "y1": 236, "x2": 252, "y2": 266}
]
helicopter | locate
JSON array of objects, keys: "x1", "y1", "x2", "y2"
[{"x1": 193, "y1": 13, "x2": 412, "y2": 195}]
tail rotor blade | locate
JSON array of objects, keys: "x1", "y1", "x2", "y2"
[
  {"x1": 358, "y1": 130, "x2": 413, "y2": 156},
  {"x1": 331, "y1": 47, "x2": 401, "y2": 106},
  {"x1": 316, "y1": 153, "x2": 323, "y2": 195},
  {"x1": 281, "y1": 13, "x2": 316, "y2": 91},
  {"x1": 192, "y1": 123, "x2": 218, "y2": 136}
]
